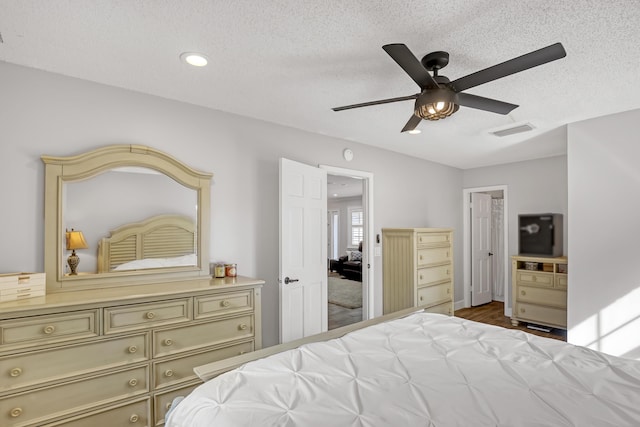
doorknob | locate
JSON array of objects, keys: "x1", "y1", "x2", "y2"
[
  {"x1": 284, "y1": 277, "x2": 299, "y2": 284},
  {"x1": 489, "y1": 252, "x2": 494, "y2": 256}
]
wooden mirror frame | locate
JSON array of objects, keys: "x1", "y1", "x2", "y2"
[{"x1": 42, "y1": 144, "x2": 212, "y2": 293}]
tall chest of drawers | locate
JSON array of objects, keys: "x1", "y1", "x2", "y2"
[
  {"x1": 382, "y1": 228, "x2": 454, "y2": 315},
  {"x1": 511, "y1": 255, "x2": 567, "y2": 329},
  {"x1": 0, "y1": 276, "x2": 263, "y2": 427}
]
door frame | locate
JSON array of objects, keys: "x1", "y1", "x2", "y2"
[
  {"x1": 328, "y1": 209, "x2": 339, "y2": 260},
  {"x1": 463, "y1": 185, "x2": 510, "y2": 316},
  {"x1": 320, "y1": 164, "x2": 374, "y2": 321}
]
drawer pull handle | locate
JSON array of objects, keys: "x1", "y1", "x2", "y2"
[
  {"x1": 521, "y1": 290, "x2": 526, "y2": 296},
  {"x1": 130, "y1": 414, "x2": 139, "y2": 423},
  {"x1": 10, "y1": 368, "x2": 23, "y2": 377},
  {"x1": 166, "y1": 402, "x2": 173, "y2": 410},
  {"x1": 532, "y1": 277, "x2": 537, "y2": 282},
  {"x1": 222, "y1": 300, "x2": 231, "y2": 307},
  {"x1": 419, "y1": 275, "x2": 423, "y2": 280},
  {"x1": 446, "y1": 269, "x2": 450, "y2": 275},
  {"x1": 10, "y1": 407, "x2": 22, "y2": 418},
  {"x1": 447, "y1": 288, "x2": 450, "y2": 294},
  {"x1": 43, "y1": 325, "x2": 56, "y2": 334},
  {"x1": 128, "y1": 345, "x2": 138, "y2": 354},
  {"x1": 164, "y1": 338, "x2": 173, "y2": 346},
  {"x1": 128, "y1": 378, "x2": 138, "y2": 387},
  {"x1": 520, "y1": 308, "x2": 526, "y2": 313},
  {"x1": 446, "y1": 251, "x2": 449, "y2": 258},
  {"x1": 164, "y1": 369, "x2": 174, "y2": 377},
  {"x1": 240, "y1": 351, "x2": 247, "y2": 355},
  {"x1": 419, "y1": 255, "x2": 423, "y2": 260},
  {"x1": 419, "y1": 296, "x2": 424, "y2": 301},
  {"x1": 239, "y1": 324, "x2": 248, "y2": 330},
  {"x1": 145, "y1": 312, "x2": 155, "y2": 319}
]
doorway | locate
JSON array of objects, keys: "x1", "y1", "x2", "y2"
[
  {"x1": 463, "y1": 185, "x2": 510, "y2": 317},
  {"x1": 321, "y1": 165, "x2": 374, "y2": 329}
]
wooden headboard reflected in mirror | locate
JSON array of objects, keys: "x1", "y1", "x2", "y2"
[{"x1": 42, "y1": 145, "x2": 213, "y2": 293}]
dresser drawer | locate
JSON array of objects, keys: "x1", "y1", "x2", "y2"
[
  {"x1": 154, "y1": 315, "x2": 254, "y2": 358},
  {"x1": 515, "y1": 302, "x2": 567, "y2": 328},
  {"x1": 417, "y1": 247, "x2": 451, "y2": 266},
  {"x1": 154, "y1": 382, "x2": 200, "y2": 426},
  {"x1": 46, "y1": 398, "x2": 151, "y2": 427},
  {"x1": 0, "y1": 310, "x2": 98, "y2": 351},
  {"x1": 104, "y1": 299, "x2": 191, "y2": 334},
  {"x1": 1, "y1": 333, "x2": 148, "y2": 393},
  {"x1": 194, "y1": 291, "x2": 253, "y2": 319},
  {"x1": 555, "y1": 274, "x2": 568, "y2": 289},
  {"x1": 417, "y1": 264, "x2": 451, "y2": 286},
  {"x1": 516, "y1": 271, "x2": 553, "y2": 287},
  {"x1": 0, "y1": 365, "x2": 148, "y2": 427},
  {"x1": 423, "y1": 301, "x2": 453, "y2": 315},
  {"x1": 517, "y1": 286, "x2": 566, "y2": 308},
  {"x1": 417, "y1": 282, "x2": 451, "y2": 306},
  {"x1": 417, "y1": 232, "x2": 450, "y2": 246},
  {"x1": 154, "y1": 342, "x2": 253, "y2": 389}
]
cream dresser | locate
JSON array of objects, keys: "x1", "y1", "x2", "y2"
[
  {"x1": 511, "y1": 255, "x2": 567, "y2": 329},
  {"x1": 382, "y1": 228, "x2": 454, "y2": 315},
  {"x1": 0, "y1": 276, "x2": 263, "y2": 427}
]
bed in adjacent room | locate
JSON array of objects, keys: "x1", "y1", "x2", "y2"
[{"x1": 165, "y1": 310, "x2": 640, "y2": 426}]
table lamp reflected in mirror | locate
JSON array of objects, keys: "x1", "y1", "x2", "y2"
[{"x1": 66, "y1": 229, "x2": 88, "y2": 275}]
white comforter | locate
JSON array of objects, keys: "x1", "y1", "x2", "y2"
[{"x1": 166, "y1": 313, "x2": 640, "y2": 426}]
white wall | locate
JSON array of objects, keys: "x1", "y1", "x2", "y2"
[
  {"x1": 328, "y1": 196, "x2": 362, "y2": 256},
  {"x1": 0, "y1": 61, "x2": 463, "y2": 347},
  {"x1": 462, "y1": 154, "x2": 568, "y2": 307},
  {"x1": 567, "y1": 109, "x2": 640, "y2": 359}
]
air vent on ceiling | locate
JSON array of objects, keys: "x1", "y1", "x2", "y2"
[
  {"x1": 489, "y1": 123, "x2": 535, "y2": 138},
  {"x1": 490, "y1": 123, "x2": 535, "y2": 137}
]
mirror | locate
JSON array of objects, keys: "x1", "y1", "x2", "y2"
[{"x1": 43, "y1": 145, "x2": 212, "y2": 292}]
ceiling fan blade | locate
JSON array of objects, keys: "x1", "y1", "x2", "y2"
[
  {"x1": 382, "y1": 44, "x2": 439, "y2": 90},
  {"x1": 450, "y1": 42, "x2": 566, "y2": 93},
  {"x1": 401, "y1": 114, "x2": 422, "y2": 133},
  {"x1": 332, "y1": 94, "x2": 418, "y2": 112},
  {"x1": 457, "y1": 93, "x2": 518, "y2": 115}
]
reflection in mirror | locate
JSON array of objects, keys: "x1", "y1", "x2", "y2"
[
  {"x1": 43, "y1": 144, "x2": 212, "y2": 293},
  {"x1": 64, "y1": 167, "x2": 197, "y2": 274}
]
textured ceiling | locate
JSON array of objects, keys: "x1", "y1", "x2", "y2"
[{"x1": 1, "y1": 1, "x2": 639, "y2": 169}]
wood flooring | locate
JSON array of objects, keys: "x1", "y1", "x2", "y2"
[
  {"x1": 328, "y1": 303, "x2": 362, "y2": 330},
  {"x1": 328, "y1": 271, "x2": 363, "y2": 330},
  {"x1": 455, "y1": 301, "x2": 567, "y2": 341}
]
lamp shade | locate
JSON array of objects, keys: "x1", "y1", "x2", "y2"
[{"x1": 66, "y1": 229, "x2": 89, "y2": 250}]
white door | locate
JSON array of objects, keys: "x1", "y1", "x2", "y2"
[
  {"x1": 279, "y1": 158, "x2": 327, "y2": 343},
  {"x1": 471, "y1": 192, "x2": 492, "y2": 306}
]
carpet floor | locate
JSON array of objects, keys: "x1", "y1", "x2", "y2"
[{"x1": 328, "y1": 276, "x2": 362, "y2": 309}]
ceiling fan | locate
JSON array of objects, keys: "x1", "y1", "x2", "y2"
[{"x1": 332, "y1": 42, "x2": 566, "y2": 133}]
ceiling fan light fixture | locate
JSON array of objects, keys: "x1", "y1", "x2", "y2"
[
  {"x1": 407, "y1": 129, "x2": 421, "y2": 135},
  {"x1": 415, "y1": 90, "x2": 459, "y2": 121}
]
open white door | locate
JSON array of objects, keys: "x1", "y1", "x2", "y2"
[
  {"x1": 279, "y1": 158, "x2": 327, "y2": 343},
  {"x1": 471, "y1": 192, "x2": 492, "y2": 306}
]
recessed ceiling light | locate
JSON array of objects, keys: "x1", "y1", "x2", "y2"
[
  {"x1": 407, "y1": 129, "x2": 421, "y2": 135},
  {"x1": 180, "y1": 52, "x2": 209, "y2": 67}
]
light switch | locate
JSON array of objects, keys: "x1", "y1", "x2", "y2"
[{"x1": 374, "y1": 247, "x2": 382, "y2": 257}]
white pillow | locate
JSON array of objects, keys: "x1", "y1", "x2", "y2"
[{"x1": 345, "y1": 251, "x2": 353, "y2": 260}]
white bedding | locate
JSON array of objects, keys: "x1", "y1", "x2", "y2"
[
  {"x1": 166, "y1": 313, "x2": 640, "y2": 427},
  {"x1": 113, "y1": 253, "x2": 196, "y2": 271}
]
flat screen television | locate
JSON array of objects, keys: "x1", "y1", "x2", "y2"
[{"x1": 518, "y1": 213, "x2": 563, "y2": 257}]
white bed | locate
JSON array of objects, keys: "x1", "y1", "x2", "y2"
[
  {"x1": 96, "y1": 214, "x2": 196, "y2": 272},
  {"x1": 165, "y1": 311, "x2": 640, "y2": 426}
]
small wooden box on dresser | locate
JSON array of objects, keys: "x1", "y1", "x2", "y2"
[
  {"x1": 511, "y1": 255, "x2": 567, "y2": 329},
  {"x1": 0, "y1": 276, "x2": 263, "y2": 427},
  {"x1": 382, "y1": 228, "x2": 454, "y2": 315}
]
